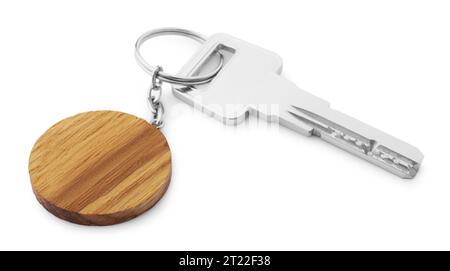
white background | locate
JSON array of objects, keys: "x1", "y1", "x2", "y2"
[{"x1": 0, "y1": 0, "x2": 449, "y2": 251}]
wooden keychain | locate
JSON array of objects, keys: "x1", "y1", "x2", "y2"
[{"x1": 28, "y1": 28, "x2": 223, "y2": 225}]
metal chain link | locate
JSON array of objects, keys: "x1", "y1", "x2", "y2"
[{"x1": 147, "y1": 66, "x2": 165, "y2": 128}]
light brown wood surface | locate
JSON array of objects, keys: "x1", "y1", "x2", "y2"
[{"x1": 29, "y1": 111, "x2": 171, "y2": 226}]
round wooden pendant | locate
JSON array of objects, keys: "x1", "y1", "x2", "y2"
[{"x1": 29, "y1": 111, "x2": 171, "y2": 226}]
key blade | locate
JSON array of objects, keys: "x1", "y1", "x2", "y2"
[{"x1": 288, "y1": 106, "x2": 422, "y2": 178}]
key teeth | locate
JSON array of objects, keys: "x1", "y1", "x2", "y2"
[
  {"x1": 370, "y1": 145, "x2": 419, "y2": 179},
  {"x1": 289, "y1": 106, "x2": 420, "y2": 179},
  {"x1": 289, "y1": 106, "x2": 373, "y2": 154}
]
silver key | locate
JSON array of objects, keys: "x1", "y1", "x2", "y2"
[{"x1": 173, "y1": 33, "x2": 423, "y2": 178}]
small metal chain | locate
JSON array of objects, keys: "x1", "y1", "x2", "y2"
[
  {"x1": 148, "y1": 66, "x2": 165, "y2": 128},
  {"x1": 136, "y1": 28, "x2": 224, "y2": 129}
]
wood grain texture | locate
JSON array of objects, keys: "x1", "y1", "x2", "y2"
[{"x1": 29, "y1": 111, "x2": 171, "y2": 226}]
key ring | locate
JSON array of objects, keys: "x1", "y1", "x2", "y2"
[{"x1": 135, "y1": 27, "x2": 224, "y2": 86}]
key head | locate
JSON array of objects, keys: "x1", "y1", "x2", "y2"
[{"x1": 173, "y1": 33, "x2": 284, "y2": 124}]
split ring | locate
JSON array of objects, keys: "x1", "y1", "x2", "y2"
[{"x1": 135, "y1": 27, "x2": 223, "y2": 86}]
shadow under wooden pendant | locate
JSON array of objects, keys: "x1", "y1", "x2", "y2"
[{"x1": 28, "y1": 111, "x2": 172, "y2": 226}]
